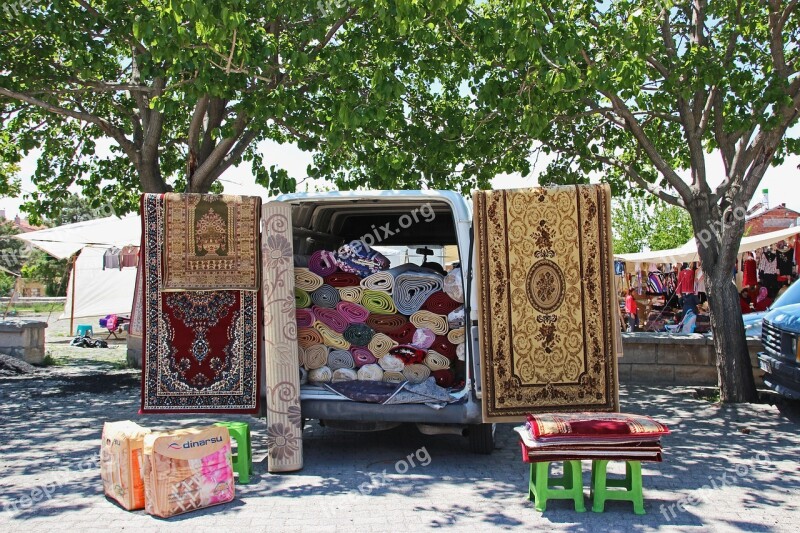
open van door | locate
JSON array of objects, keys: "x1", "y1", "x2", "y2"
[{"x1": 473, "y1": 185, "x2": 620, "y2": 423}]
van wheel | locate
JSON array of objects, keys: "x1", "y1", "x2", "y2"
[{"x1": 468, "y1": 423, "x2": 495, "y2": 454}]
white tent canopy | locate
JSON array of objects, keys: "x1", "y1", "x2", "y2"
[
  {"x1": 14, "y1": 215, "x2": 140, "y2": 321},
  {"x1": 615, "y1": 225, "x2": 800, "y2": 265}
]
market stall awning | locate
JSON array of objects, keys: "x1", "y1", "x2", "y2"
[{"x1": 14, "y1": 215, "x2": 140, "y2": 259}]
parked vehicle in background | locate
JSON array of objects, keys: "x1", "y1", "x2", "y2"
[
  {"x1": 759, "y1": 303, "x2": 800, "y2": 400},
  {"x1": 743, "y1": 278, "x2": 800, "y2": 338}
]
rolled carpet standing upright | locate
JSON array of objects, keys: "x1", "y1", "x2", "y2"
[{"x1": 261, "y1": 202, "x2": 303, "y2": 473}]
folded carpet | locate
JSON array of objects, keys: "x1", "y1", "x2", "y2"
[
  {"x1": 430, "y1": 336, "x2": 456, "y2": 360},
  {"x1": 324, "y1": 272, "x2": 362, "y2": 287},
  {"x1": 410, "y1": 310, "x2": 449, "y2": 335},
  {"x1": 313, "y1": 306, "x2": 349, "y2": 333},
  {"x1": 361, "y1": 290, "x2": 397, "y2": 315},
  {"x1": 308, "y1": 250, "x2": 338, "y2": 277},
  {"x1": 311, "y1": 285, "x2": 340, "y2": 308},
  {"x1": 303, "y1": 344, "x2": 329, "y2": 370},
  {"x1": 378, "y1": 354, "x2": 405, "y2": 372},
  {"x1": 447, "y1": 327, "x2": 465, "y2": 345},
  {"x1": 366, "y1": 313, "x2": 407, "y2": 333},
  {"x1": 332, "y1": 368, "x2": 358, "y2": 383},
  {"x1": 308, "y1": 366, "x2": 332, "y2": 384},
  {"x1": 424, "y1": 350, "x2": 451, "y2": 371},
  {"x1": 335, "y1": 241, "x2": 390, "y2": 277},
  {"x1": 343, "y1": 323, "x2": 375, "y2": 347},
  {"x1": 385, "y1": 322, "x2": 416, "y2": 344},
  {"x1": 382, "y1": 371, "x2": 406, "y2": 383},
  {"x1": 338, "y1": 286, "x2": 363, "y2": 303},
  {"x1": 327, "y1": 350, "x2": 355, "y2": 370},
  {"x1": 294, "y1": 268, "x2": 324, "y2": 292},
  {"x1": 295, "y1": 309, "x2": 316, "y2": 329},
  {"x1": 360, "y1": 271, "x2": 395, "y2": 293},
  {"x1": 422, "y1": 291, "x2": 461, "y2": 315},
  {"x1": 367, "y1": 333, "x2": 398, "y2": 358},
  {"x1": 432, "y1": 369, "x2": 455, "y2": 388},
  {"x1": 403, "y1": 364, "x2": 431, "y2": 384},
  {"x1": 295, "y1": 288, "x2": 312, "y2": 308},
  {"x1": 357, "y1": 364, "x2": 384, "y2": 381},
  {"x1": 297, "y1": 327, "x2": 323, "y2": 349},
  {"x1": 336, "y1": 301, "x2": 370, "y2": 323},
  {"x1": 313, "y1": 321, "x2": 351, "y2": 350},
  {"x1": 350, "y1": 347, "x2": 377, "y2": 367},
  {"x1": 391, "y1": 266, "x2": 443, "y2": 315}
]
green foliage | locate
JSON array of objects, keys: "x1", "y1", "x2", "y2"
[
  {"x1": 21, "y1": 251, "x2": 69, "y2": 297},
  {"x1": 612, "y1": 196, "x2": 694, "y2": 253}
]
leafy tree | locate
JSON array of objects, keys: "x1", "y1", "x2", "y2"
[
  {"x1": 441, "y1": 0, "x2": 799, "y2": 402},
  {"x1": 613, "y1": 196, "x2": 694, "y2": 253},
  {"x1": 0, "y1": 221, "x2": 25, "y2": 296},
  {"x1": 648, "y1": 200, "x2": 694, "y2": 253},
  {"x1": 612, "y1": 198, "x2": 650, "y2": 254},
  {"x1": 21, "y1": 251, "x2": 69, "y2": 297}
]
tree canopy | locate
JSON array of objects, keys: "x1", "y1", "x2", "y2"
[{"x1": 612, "y1": 196, "x2": 694, "y2": 254}]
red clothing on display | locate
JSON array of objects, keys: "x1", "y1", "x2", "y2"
[
  {"x1": 742, "y1": 257, "x2": 757, "y2": 287},
  {"x1": 625, "y1": 295, "x2": 638, "y2": 315},
  {"x1": 740, "y1": 296, "x2": 752, "y2": 314},
  {"x1": 753, "y1": 297, "x2": 773, "y2": 312},
  {"x1": 676, "y1": 268, "x2": 695, "y2": 295}
]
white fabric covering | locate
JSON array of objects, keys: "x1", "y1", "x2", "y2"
[{"x1": 60, "y1": 245, "x2": 138, "y2": 319}]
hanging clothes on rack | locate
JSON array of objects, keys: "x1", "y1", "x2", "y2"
[
  {"x1": 759, "y1": 249, "x2": 779, "y2": 297},
  {"x1": 121, "y1": 245, "x2": 140, "y2": 268},
  {"x1": 742, "y1": 252, "x2": 757, "y2": 288},
  {"x1": 103, "y1": 247, "x2": 122, "y2": 270}
]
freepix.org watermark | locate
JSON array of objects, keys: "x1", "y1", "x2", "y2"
[
  {"x1": 350, "y1": 203, "x2": 436, "y2": 251},
  {"x1": 659, "y1": 452, "x2": 771, "y2": 521},
  {"x1": 357, "y1": 446, "x2": 432, "y2": 495}
]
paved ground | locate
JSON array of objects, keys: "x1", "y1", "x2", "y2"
[{"x1": 0, "y1": 316, "x2": 798, "y2": 532}]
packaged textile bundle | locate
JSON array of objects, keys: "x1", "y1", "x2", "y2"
[
  {"x1": 142, "y1": 426, "x2": 234, "y2": 518},
  {"x1": 100, "y1": 421, "x2": 151, "y2": 511},
  {"x1": 293, "y1": 250, "x2": 467, "y2": 391}
]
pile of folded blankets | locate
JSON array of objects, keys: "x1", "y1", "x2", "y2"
[{"x1": 515, "y1": 412, "x2": 670, "y2": 462}]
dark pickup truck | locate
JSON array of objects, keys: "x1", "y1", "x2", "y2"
[{"x1": 759, "y1": 303, "x2": 800, "y2": 400}]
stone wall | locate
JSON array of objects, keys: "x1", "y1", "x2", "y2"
[
  {"x1": 127, "y1": 334, "x2": 142, "y2": 369},
  {"x1": 620, "y1": 333, "x2": 764, "y2": 385},
  {"x1": 0, "y1": 320, "x2": 48, "y2": 365}
]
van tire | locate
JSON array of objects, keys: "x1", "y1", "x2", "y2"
[{"x1": 468, "y1": 423, "x2": 495, "y2": 454}]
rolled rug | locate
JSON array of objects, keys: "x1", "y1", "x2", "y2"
[
  {"x1": 411, "y1": 328, "x2": 436, "y2": 350},
  {"x1": 351, "y1": 347, "x2": 377, "y2": 367},
  {"x1": 332, "y1": 368, "x2": 358, "y2": 383},
  {"x1": 295, "y1": 309, "x2": 316, "y2": 329},
  {"x1": 298, "y1": 327, "x2": 324, "y2": 349},
  {"x1": 335, "y1": 240, "x2": 390, "y2": 277},
  {"x1": 422, "y1": 291, "x2": 462, "y2": 315},
  {"x1": 338, "y1": 286, "x2": 363, "y2": 303},
  {"x1": 424, "y1": 350, "x2": 452, "y2": 371},
  {"x1": 382, "y1": 371, "x2": 406, "y2": 384},
  {"x1": 308, "y1": 250, "x2": 338, "y2": 277},
  {"x1": 294, "y1": 268, "x2": 324, "y2": 292},
  {"x1": 361, "y1": 290, "x2": 397, "y2": 315},
  {"x1": 299, "y1": 366, "x2": 308, "y2": 385},
  {"x1": 447, "y1": 327, "x2": 466, "y2": 345},
  {"x1": 360, "y1": 271, "x2": 395, "y2": 293},
  {"x1": 304, "y1": 344, "x2": 329, "y2": 370},
  {"x1": 327, "y1": 349, "x2": 355, "y2": 370},
  {"x1": 324, "y1": 272, "x2": 362, "y2": 287},
  {"x1": 447, "y1": 306, "x2": 465, "y2": 329},
  {"x1": 366, "y1": 313, "x2": 407, "y2": 333},
  {"x1": 386, "y1": 322, "x2": 416, "y2": 344},
  {"x1": 389, "y1": 345, "x2": 427, "y2": 365},
  {"x1": 357, "y1": 364, "x2": 384, "y2": 381},
  {"x1": 336, "y1": 301, "x2": 370, "y2": 323},
  {"x1": 343, "y1": 323, "x2": 375, "y2": 347},
  {"x1": 410, "y1": 310, "x2": 449, "y2": 335},
  {"x1": 403, "y1": 364, "x2": 432, "y2": 385},
  {"x1": 308, "y1": 366, "x2": 333, "y2": 384},
  {"x1": 391, "y1": 266, "x2": 443, "y2": 315},
  {"x1": 313, "y1": 321, "x2": 351, "y2": 350},
  {"x1": 295, "y1": 288, "x2": 312, "y2": 308},
  {"x1": 311, "y1": 284, "x2": 340, "y2": 308},
  {"x1": 443, "y1": 267, "x2": 464, "y2": 303},
  {"x1": 378, "y1": 353, "x2": 405, "y2": 373},
  {"x1": 456, "y1": 343, "x2": 466, "y2": 361},
  {"x1": 313, "y1": 306, "x2": 349, "y2": 333},
  {"x1": 432, "y1": 369, "x2": 455, "y2": 388},
  {"x1": 368, "y1": 333, "x2": 398, "y2": 358},
  {"x1": 430, "y1": 335, "x2": 457, "y2": 360}
]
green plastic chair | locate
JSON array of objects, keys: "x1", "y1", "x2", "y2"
[
  {"x1": 528, "y1": 460, "x2": 586, "y2": 512},
  {"x1": 214, "y1": 421, "x2": 252, "y2": 484},
  {"x1": 590, "y1": 460, "x2": 645, "y2": 514}
]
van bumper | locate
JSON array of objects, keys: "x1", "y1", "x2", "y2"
[
  {"x1": 300, "y1": 397, "x2": 483, "y2": 425},
  {"x1": 758, "y1": 352, "x2": 800, "y2": 400}
]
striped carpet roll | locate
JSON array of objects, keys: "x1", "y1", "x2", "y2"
[
  {"x1": 447, "y1": 327, "x2": 465, "y2": 345},
  {"x1": 328, "y1": 349, "x2": 355, "y2": 370},
  {"x1": 324, "y1": 272, "x2": 362, "y2": 287},
  {"x1": 351, "y1": 347, "x2": 377, "y2": 367},
  {"x1": 403, "y1": 364, "x2": 431, "y2": 384},
  {"x1": 368, "y1": 333, "x2": 398, "y2": 358},
  {"x1": 366, "y1": 313, "x2": 407, "y2": 333},
  {"x1": 361, "y1": 290, "x2": 397, "y2": 314},
  {"x1": 382, "y1": 371, "x2": 406, "y2": 383},
  {"x1": 422, "y1": 291, "x2": 462, "y2": 315},
  {"x1": 295, "y1": 288, "x2": 312, "y2": 308},
  {"x1": 392, "y1": 268, "x2": 443, "y2": 315},
  {"x1": 332, "y1": 368, "x2": 358, "y2": 383},
  {"x1": 424, "y1": 350, "x2": 451, "y2": 371},
  {"x1": 294, "y1": 268, "x2": 324, "y2": 292},
  {"x1": 378, "y1": 354, "x2": 405, "y2": 372},
  {"x1": 357, "y1": 364, "x2": 384, "y2": 381},
  {"x1": 313, "y1": 306, "x2": 349, "y2": 333},
  {"x1": 308, "y1": 366, "x2": 332, "y2": 384},
  {"x1": 411, "y1": 328, "x2": 436, "y2": 350},
  {"x1": 385, "y1": 322, "x2": 416, "y2": 344},
  {"x1": 313, "y1": 321, "x2": 351, "y2": 350},
  {"x1": 343, "y1": 323, "x2": 375, "y2": 347},
  {"x1": 360, "y1": 271, "x2": 395, "y2": 293},
  {"x1": 338, "y1": 286, "x2": 363, "y2": 303},
  {"x1": 295, "y1": 309, "x2": 316, "y2": 328},
  {"x1": 336, "y1": 301, "x2": 370, "y2": 323},
  {"x1": 303, "y1": 344, "x2": 329, "y2": 370},
  {"x1": 410, "y1": 310, "x2": 449, "y2": 335},
  {"x1": 308, "y1": 250, "x2": 338, "y2": 277},
  {"x1": 298, "y1": 327, "x2": 323, "y2": 349},
  {"x1": 311, "y1": 284, "x2": 340, "y2": 308},
  {"x1": 430, "y1": 335, "x2": 457, "y2": 360}
]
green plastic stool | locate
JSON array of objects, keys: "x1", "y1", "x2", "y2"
[
  {"x1": 215, "y1": 422, "x2": 252, "y2": 484},
  {"x1": 75, "y1": 324, "x2": 93, "y2": 337},
  {"x1": 590, "y1": 460, "x2": 645, "y2": 514},
  {"x1": 528, "y1": 460, "x2": 586, "y2": 512}
]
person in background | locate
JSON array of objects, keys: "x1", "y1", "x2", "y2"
[
  {"x1": 753, "y1": 286, "x2": 773, "y2": 312},
  {"x1": 680, "y1": 305, "x2": 698, "y2": 334},
  {"x1": 695, "y1": 263, "x2": 707, "y2": 304},
  {"x1": 676, "y1": 263, "x2": 698, "y2": 314},
  {"x1": 777, "y1": 278, "x2": 792, "y2": 298},
  {"x1": 740, "y1": 289, "x2": 753, "y2": 315},
  {"x1": 625, "y1": 289, "x2": 638, "y2": 332}
]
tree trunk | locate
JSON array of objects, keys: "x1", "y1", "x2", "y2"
[
  {"x1": 704, "y1": 269, "x2": 758, "y2": 402},
  {"x1": 138, "y1": 157, "x2": 169, "y2": 193}
]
